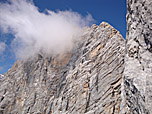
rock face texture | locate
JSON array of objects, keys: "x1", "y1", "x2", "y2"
[
  {"x1": 0, "y1": 22, "x2": 125, "y2": 114},
  {"x1": 0, "y1": 0, "x2": 151, "y2": 114},
  {"x1": 121, "y1": 0, "x2": 152, "y2": 113}
]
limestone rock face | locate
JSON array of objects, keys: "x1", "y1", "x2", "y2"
[
  {"x1": 0, "y1": 22, "x2": 125, "y2": 114},
  {"x1": 121, "y1": 0, "x2": 152, "y2": 113},
  {"x1": 0, "y1": 0, "x2": 152, "y2": 114}
]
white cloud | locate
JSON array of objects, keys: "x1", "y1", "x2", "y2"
[
  {"x1": 0, "y1": 0, "x2": 94, "y2": 60},
  {"x1": 0, "y1": 42, "x2": 6, "y2": 55}
]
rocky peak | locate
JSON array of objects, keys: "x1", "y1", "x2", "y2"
[
  {"x1": 0, "y1": 0, "x2": 152, "y2": 114},
  {"x1": 0, "y1": 22, "x2": 125, "y2": 114}
]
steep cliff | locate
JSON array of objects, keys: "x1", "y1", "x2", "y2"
[
  {"x1": 0, "y1": 0, "x2": 152, "y2": 114},
  {"x1": 121, "y1": 0, "x2": 152, "y2": 113},
  {"x1": 0, "y1": 22, "x2": 125, "y2": 114}
]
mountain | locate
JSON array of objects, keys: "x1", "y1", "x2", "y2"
[
  {"x1": 0, "y1": 22, "x2": 125, "y2": 114},
  {"x1": 0, "y1": 0, "x2": 151, "y2": 114},
  {"x1": 121, "y1": 0, "x2": 152, "y2": 113}
]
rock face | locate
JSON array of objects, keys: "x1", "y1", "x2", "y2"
[
  {"x1": 121, "y1": 0, "x2": 152, "y2": 113},
  {"x1": 0, "y1": 0, "x2": 151, "y2": 114},
  {"x1": 0, "y1": 22, "x2": 125, "y2": 114}
]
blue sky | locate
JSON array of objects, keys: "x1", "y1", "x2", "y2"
[
  {"x1": 0, "y1": 0, "x2": 127, "y2": 74},
  {"x1": 34, "y1": 0, "x2": 127, "y2": 37}
]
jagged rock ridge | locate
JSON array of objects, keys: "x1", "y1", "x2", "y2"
[
  {"x1": 0, "y1": 0, "x2": 152, "y2": 114},
  {"x1": 0, "y1": 22, "x2": 125, "y2": 114}
]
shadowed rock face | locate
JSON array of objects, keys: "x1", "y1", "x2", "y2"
[
  {"x1": 0, "y1": 22, "x2": 125, "y2": 114},
  {"x1": 0, "y1": 0, "x2": 152, "y2": 114},
  {"x1": 121, "y1": 0, "x2": 152, "y2": 113}
]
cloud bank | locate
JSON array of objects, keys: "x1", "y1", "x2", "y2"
[
  {"x1": 0, "y1": 0, "x2": 93, "y2": 59},
  {"x1": 0, "y1": 42, "x2": 6, "y2": 55}
]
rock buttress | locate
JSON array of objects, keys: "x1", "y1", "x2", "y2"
[
  {"x1": 121, "y1": 0, "x2": 152, "y2": 113},
  {"x1": 0, "y1": 22, "x2": 125, "y2": 114}
]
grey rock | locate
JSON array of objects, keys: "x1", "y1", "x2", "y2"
[
  {"x1": 0, "y1": 0, "x2": 152, "y2": 114},
  {"x1": 0, "y1": 22, "x2": 125, "y2": 114},
  {"x1": 121, "y1": 0, "x2": 152, "y2": 113}
]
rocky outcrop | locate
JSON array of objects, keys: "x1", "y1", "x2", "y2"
[
  {"x1": 0, "y1": 0, "x2": 152, "y2": 114},
  {"x1": 0, "y1": 22, "x2": 125, "y2": 114},
  {"x1": 121, "y1": 0, "x2": 152, "y2": 113}
]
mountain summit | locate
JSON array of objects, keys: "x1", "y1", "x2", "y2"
[
  {"x1": 0, "y1": 22, "x2": 125, "y2": 114},
  {"x1": 0, "y1": 0, "x2": 152, "y2": 114}
]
